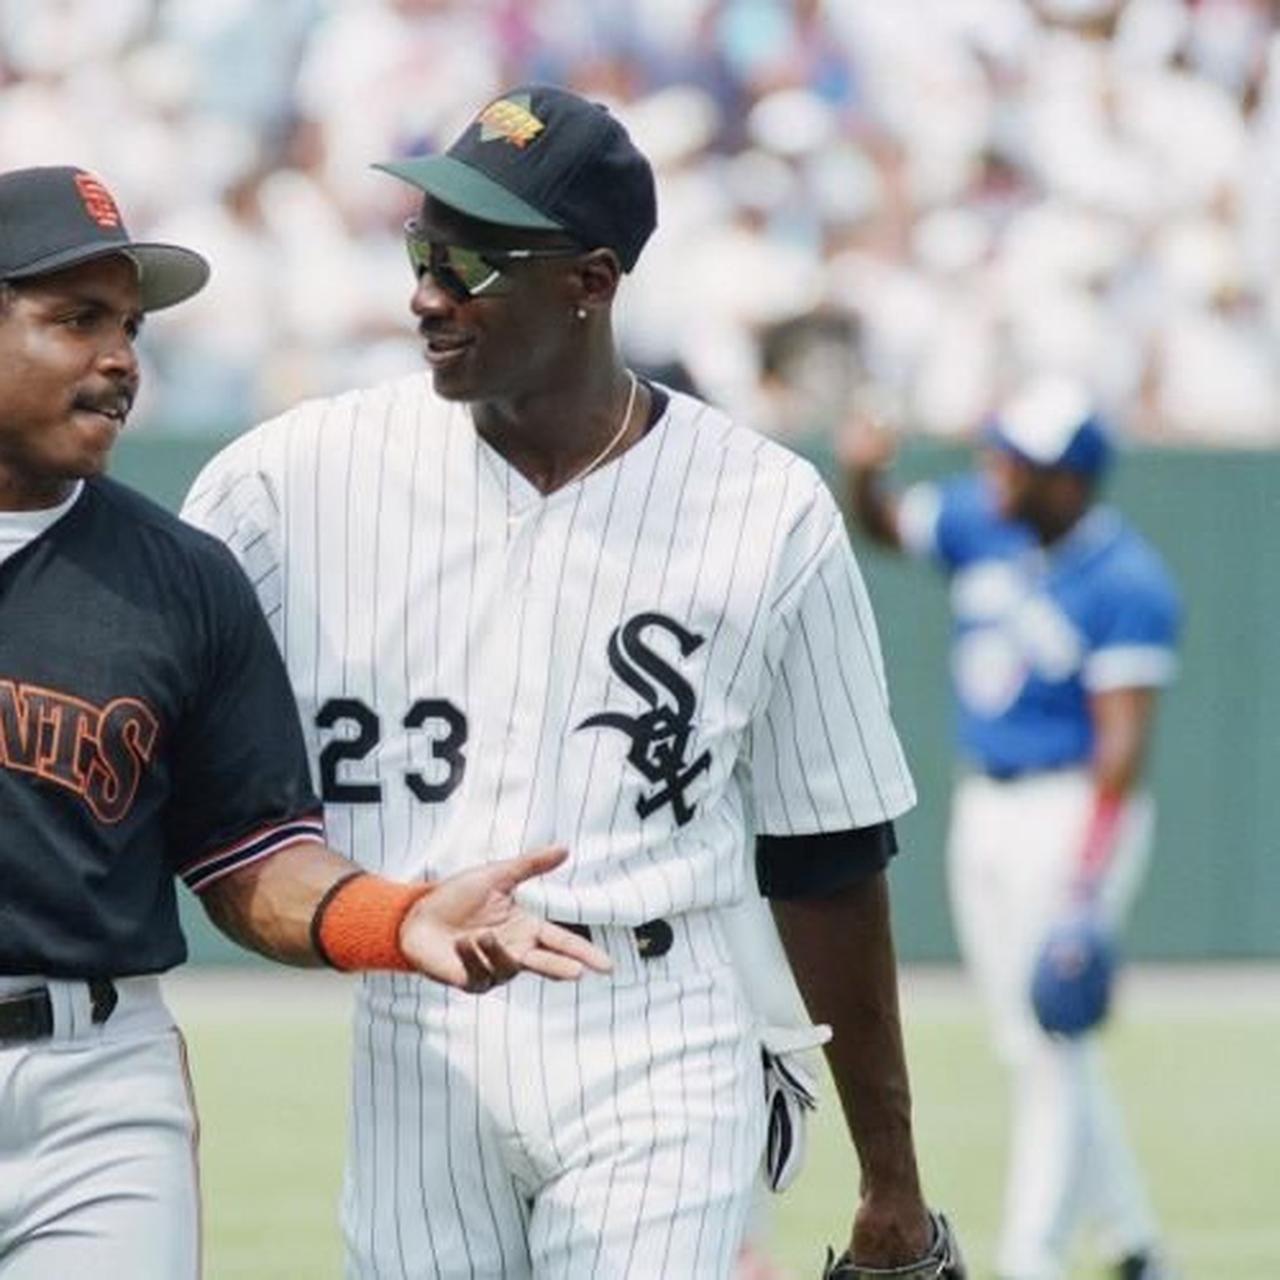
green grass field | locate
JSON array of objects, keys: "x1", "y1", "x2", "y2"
[{"x1": 169, "y1": 966, "x2": 1280, "y2": 1279}]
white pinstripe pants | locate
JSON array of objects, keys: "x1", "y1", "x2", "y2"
[{"x1": 342, "y1": 911, "x2": 766, "y2": 1280}]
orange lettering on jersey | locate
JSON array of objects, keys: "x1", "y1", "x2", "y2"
[
  {"x1": 477, "y1": 97, "x2": 545, "y2": 149},
  {"x1": 38, "y1": 695, "x2": 96, "y2": 790},
  {"x1": 73, "y1": 172, "x2": 122, "y2": 228},
  {"x1": 0, "y1": 680, "x2": 158, "y2": 823},
  {"x1": 0, "y1": 680, "x2": 41, "y2": 768},
  {"x1": 85, "y1": 698, "x2": 159, "y2": 824}
]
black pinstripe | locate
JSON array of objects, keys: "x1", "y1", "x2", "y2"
[
  {"x1": 614, "y1": 956, "x2": 662, "y2": 1276},
  {"x1": 590, "y1": 420, "x2": 671, "y2": 921},
  {"x1": 404, "y1": 387, "x2": 443, "y2": 1276},
  {"x1": 768, "y1": 659, "x2": 823, "y2": 825},
  {"x1": 823, "y1": 544, "x2": 915, "y2": 798},
  {"x1": 689, "y1": 980, "x2": 726, "y2": 1276}
]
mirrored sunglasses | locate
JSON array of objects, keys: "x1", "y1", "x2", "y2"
[{"x1": 403, "y1": 218, "x2": 581, "y2": 301}]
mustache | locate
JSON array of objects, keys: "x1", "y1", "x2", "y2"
[
  {"x1": 418, "y1": 319, "x2": 470, "y2": 340},
  {"x1": 72, "y1": 384, "x2": 135, "y2": 420}
]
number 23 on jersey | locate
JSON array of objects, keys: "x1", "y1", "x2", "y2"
[{"x1": 315, "y1": 697, "x2": 466, "y2": 804}]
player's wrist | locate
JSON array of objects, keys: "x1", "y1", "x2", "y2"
[
  {"x1": 1066, "y1": 869, "x2": 1103, "y2": 908},
  {"x1": 1072, "y1": 788, "x2": 1125, "y2": 897},
  {"x1": 851, "y1": 1186, "x2": 930, "y2": 1252},
  {"x1": 310, "y1": 871, "x2": 433, "y2": 971}
]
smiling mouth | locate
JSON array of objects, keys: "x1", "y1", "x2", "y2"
[{"x1": 422, "y1": 333, "x2": 472, "y2": 364}]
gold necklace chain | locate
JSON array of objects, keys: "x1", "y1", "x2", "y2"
[{"x1": 562, "y1": 369, "x2": 638, "y2": 488}]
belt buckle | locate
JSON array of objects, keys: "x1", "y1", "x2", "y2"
[
  {"x1": 551, "y1": 920, "x2": 674, "y2": 961},
  {"x1": 633, "y1": 919, "x2": 674, "y2": 959}
]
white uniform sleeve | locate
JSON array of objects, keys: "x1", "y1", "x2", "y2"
[
  {"x1": 895, "y1": 480, "x2": 943, "y2": 560},
  {"x1": 1081, "y1": 581, "x2": 1181, "y2": 692},
  {"x1": 751, "y1": 485, "x2": 916, "y2": 834},
  {"x1": 180, "y1": 436, "x2": 284, "y2": 638}
]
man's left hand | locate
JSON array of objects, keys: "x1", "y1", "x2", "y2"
[{"x1": 823, "y1": 1209, "x2": 966, "y2": 1278}]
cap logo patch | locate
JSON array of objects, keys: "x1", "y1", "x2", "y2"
[
  {"x1": 74, "y1": 173, "x2": 121, "y2": 228},
  {"x1": 477, "y1": 96, "x2": 545, "y2": 149}
]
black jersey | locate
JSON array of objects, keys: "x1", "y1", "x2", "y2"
[{"x1": 0, "y1": 476, "x2": 324, "y2": 978}]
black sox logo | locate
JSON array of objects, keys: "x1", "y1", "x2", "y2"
[{"x1": 576, "y1": 612, "x2": 712, "y2": 827}]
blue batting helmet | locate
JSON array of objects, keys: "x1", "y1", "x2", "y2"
[
  {"x1": 1030, "y1": 911, "x2": 1116, "y2": 1036},
  {"x1": 985, "y1": 376, "x2": 1113, "y2": 477}
]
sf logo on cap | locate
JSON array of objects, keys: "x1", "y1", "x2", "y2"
[
  {"x1": 477, "y1": 96, "x2": 545, "y2": 149},
  {"x1": 74, "y1": 173, "x2": 122, "y2": 228}
]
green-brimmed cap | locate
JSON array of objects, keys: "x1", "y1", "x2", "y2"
[{"x1": 375, "y1": 85, "x2": 656, "y2": 272}]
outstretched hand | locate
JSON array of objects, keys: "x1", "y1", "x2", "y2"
[
  {"x1": 836, "y1": 411, "x2": 899, "y2": 474},
  {"x1": 398, "y1": 846, "x2": 612, "y2": 992}
]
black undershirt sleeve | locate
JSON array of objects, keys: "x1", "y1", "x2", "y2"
[{"x1": 756, "y1": 821, "x2": 899, "y2": 900}]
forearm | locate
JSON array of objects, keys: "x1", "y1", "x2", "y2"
[
  {"x1": 200, "y1": 841, "x2": 366, "y2": 966},
  {"x1": 1077, "y1": 686, "x2": 1157, "y2": 890},
  {"x1": 772, "y1": 872, "x2": 922, "y2": 1207}
]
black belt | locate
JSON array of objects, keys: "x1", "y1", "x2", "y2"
[
  {"x1": 0, "y1": 978, "x2": 118, "y2": 1046},
  {"x1": 979, "y1": 765, "x2": 1030, "y2": 782},
  {"x1": 553, "y1": 919, "x2": 674, "y2": 960},
  {"x1": 977, "y1": 763, "x2": 1077, "y2": 782}
]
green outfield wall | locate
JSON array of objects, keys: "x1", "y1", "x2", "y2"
[{"x1": 112, "y1": 434, "x2": 1280, "y2": 962}]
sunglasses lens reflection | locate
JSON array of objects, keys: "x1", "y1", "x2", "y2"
[{"x1": 404, "y1": 234, "x2": 502, "y2": 300}]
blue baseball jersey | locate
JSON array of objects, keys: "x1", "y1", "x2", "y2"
[{"x1": 897, "y1": 474, "x2": 1180, "y2": 776}]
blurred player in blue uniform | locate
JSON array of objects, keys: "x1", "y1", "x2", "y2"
[{"x1": 841, "y1": 377, "x2": 1180, "y2": 1280}]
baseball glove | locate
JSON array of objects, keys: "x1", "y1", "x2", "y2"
[
  {"x1": 821, "y1": 1211, "x2": 966, "y2": 1279},
  {"x1": 1030, "y1": 909, "x2": 1115, "y2": 1037}
]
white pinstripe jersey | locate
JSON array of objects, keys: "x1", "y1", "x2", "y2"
[{"x1": 182, "y1": 373, "x2": 915, "y2": 924}]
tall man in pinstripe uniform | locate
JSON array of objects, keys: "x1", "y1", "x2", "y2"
[{"x1": 184, "y1": 85, "x2": 960, "y2": 1279}]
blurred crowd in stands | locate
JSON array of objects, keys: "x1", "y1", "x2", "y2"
[{"x1": 4, "y1": 0, "x2": 1278, "y2": 446}]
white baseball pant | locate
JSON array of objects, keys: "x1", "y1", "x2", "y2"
[
  {"x1": 947, "y1": 769, "x2": 1159, "y2": 1280},
  {"x1": 0, "y1": 976, "x2": 200, "y2": 1280},
  {"x1": 342, "y1": 908, "x2": 766, "y2": 1279}
]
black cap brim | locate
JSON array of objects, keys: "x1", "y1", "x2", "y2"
[
  {"x1": 5, "y1": 240, "x2": 209, "y2": 312},
  {"x1": 374, "y1": 156, "x2": 565, "y2": 232}
]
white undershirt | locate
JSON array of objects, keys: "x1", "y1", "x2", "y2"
[{"x1": 0, "y1": 481, "x2": 84, "y2": 565}]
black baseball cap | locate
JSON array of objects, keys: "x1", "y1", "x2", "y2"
[
  {"x1": 0, "y1": 166, "x2": 209, "y2": 311},
  {"x1": 375, "y1": 85, "x2": 657, "y2": 272}
]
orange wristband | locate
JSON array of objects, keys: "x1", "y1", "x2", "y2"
[{"x1": 311, "y1": 872, "x2": 432, "y2": 972}]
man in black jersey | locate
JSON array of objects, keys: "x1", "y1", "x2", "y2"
[{"x1": 0, "y1": 165, "x2": 608, "y2": 1280}]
